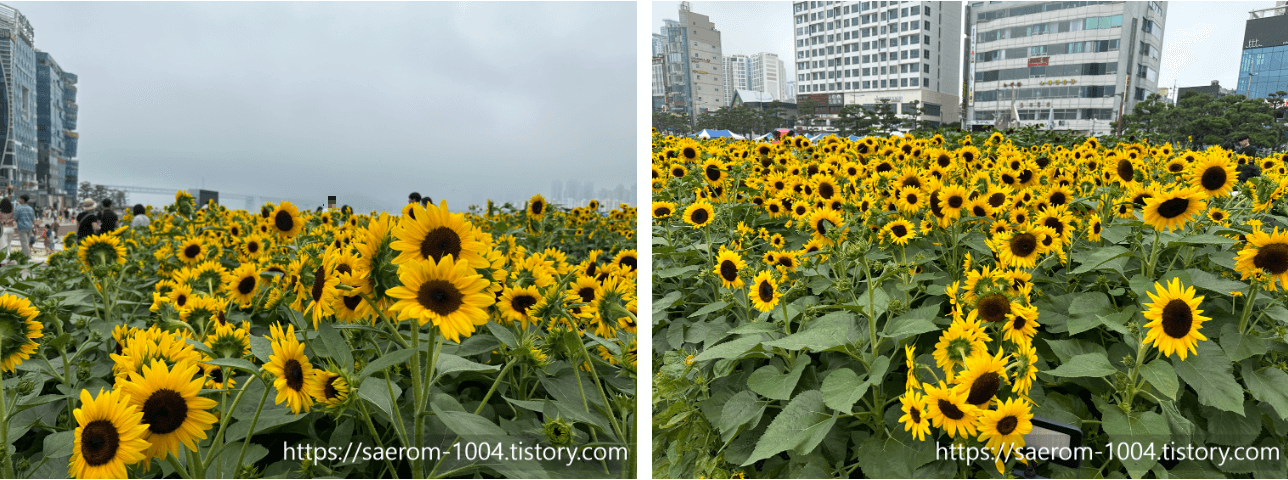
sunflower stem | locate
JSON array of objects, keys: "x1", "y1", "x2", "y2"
[
  {"x1": 0, "y1": 371, "x2": 13, "y2": 480},
  {"x1": 166, "y1": 454, "x2": 193, "y2": 480},
  {"x1": 201, "y1": 370, "x2": 253, "y2": 471},
  {"x1": 357, "y1": 399, "x2": 401, "y2": 478},
  {"x1": 1239, "y1": 283, "x2": 1260, "y2": 334},
  {"x1": 410, "y1": 320, "x2": 425, "y2": 478},
  {"x1": 233, "y1": 376, "x2": 270, "y2": 478},
  {"x1": 473, "y1": 360, "x2": 515, "y2": 415},
  {"x1": 1124, "y1": 337, "x2": 1149, "y2": 409}
]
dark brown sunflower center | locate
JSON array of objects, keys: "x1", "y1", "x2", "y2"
[
  {"x1": 274, "y1": 210, "x2": 295, "y2": 232},
  {"x1": 1117, "y1": 159, "x2": 1134, "y2": 181},
  {"x1": 247, "y1": 242, "x2": 260, "y2": 254},
  {"x1": 938, "y1": 399, "x2": 966, "y2": 420},
  {"x1": 1201, "y1": 166, "x2": 1227, "y2": 191},
  {"x1": 757, "y1": 280, "x2": 774, "y2": 302},
  {"x1": 1156, "y1": 197, "x2": 1191, "y2": 219},
  {"x1": 531, "y1": 201, "x2": 545, "y2": 215},
  {"x1": 420, "y1": 226, "x2": 462, "y2": 262},
  {"x1": 906, "y1": 193, "x2": 918, "y2": 204},
  {"x1": 948, "y1": 195, "x2": 964, "y2": 209},
  {"x1": 816, "y1": 219, "x2": 832, "y2": 236},
  {"x1": 988, "y1": 193, "x2": 1006, "y2": 208},
  {"x1": 683, "y1": 147, "x2": 697, "y2": 159},
  {"x1": 1169, "y1": 163, "x2": 1184, "y2": 173},
  {"x1": 342, "y1": 294, "x2": 362, "y2": 310},
  {"x1": 284, "y1": 359, "x2": 305, "y2": 391},
  {"x1": 1253, "y1": 243, "x2": 1288, "y2": 274},
  {"x1": 80, "y1": 420, "x2": 120, "y2": 467},
  {"x1": 184, "y1": 244, "x2": 201, "y2": 259},
  {"x1": 1050, "y1": 191, "x2": 1067, "y2": 205},
  {"x1": 819, "y1": 183, "x2": 835, "y2": 199},
  {"x1": 1043, "y1": 217, "x2": 1064, "y2": 236},
  {"x1": 891, "y1": 224, "x2": 908, "y2": 238},
  {"x1": 706, "y1": 165, "x2": 722, "y2": 181},
  {"x1": 691, "y1": 208, "x2": 710, "y2": 225},
  {"x1": 996, "y1": 415, "x2": 1019, "y2": 435},
  {"x1": 720, "y1": 260, "x2": 738, "y2": 281},
  {"x1": 1012, "y1": 314, "x2": 1027, "y2": 329},
  {"x1": 142, "y1": 388, "x2": 189, "y2": 435},
  {"x1": 175, "y1": 294, "x2": 189, "y2": 307},
  {"x1": 654, "y1": 207, "x2": 671, "y2": 217},
  {"x1": 910, "y1": 406, "x2": 922, "y2": 423},
  {"x1": 209, "y1": 367, "x2": 224, "y2": 383},
  {"x1": 238, "y1": 277, "x2": 255, "y2": 295},
  {"x1": 578, "y1": 287, "x2": 596, "y2": 304},
  {"x1": 417, "y1": 279, "x2": 464, "y2": 316},
  {"x1": 978, "y1": 294, "x2": 1011, "y2": 322},
  {"x1": 336, "y1": 264, "x2": 353, "y2": 276},
  {"x1": 1010, "y1": 233, "x2": 1037, "y2": 257},
  {"x1": 510, "y1": 294, "x2": 538, "y2": 314},
  {"x1": 1161, "y1": 299, "x2": 1194, "y2": 339},
  {"x1": 966, "y1": 371, "x2": 1001, "y2": 404},
  {"x1": 324, "y1": 377, "x2": 340, "y2": 399},
  {"x1": 311, "y1": 266, "x2": 326, "y2": 301},
  {"x1": 619, "y1": 256, "x2": 637, "y2": 271}
]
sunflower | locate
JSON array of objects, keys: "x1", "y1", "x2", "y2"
[
  {"x1": 977, "y1": 397, "x2": 1033, "y2": 461},
  {"x1": 1142, "y1": 188, "x2": 1206, "y2": 232},
  {"x1": 1142, "y1": 278, "x2": 1211, "y2": 360},
  {"x1": 120, "y1": 360, "x2": 219, "y2": 460},
  {"x1": 952, "y1": 350, "x2": 1009, "y2": 407},
  {"x1": 498, "y1": 285, "x2": 541, "y2": 329},
  {"x1": 896, "y1": 186, "x2": 924, "y2": 213},
  {"x1": 1234, "y1": 227, "x2": 1288, "y2": 290},
  {"x1": 79, "y1": 234, "x2": 128, "y2": 268},
  {"x1": 652, "y1": 201, "x2": 676, "y2": 219},
  {"x1": 1011, "y1": 342, "x2": 1039, "y2": 396},
  {"x1": 70, "y1": 388, "x2": 151, "y2": 480},
  {"x1": 808, "y1": 208, "x2": 844, "y2": 245},
  {"x1": 308, "y1": 368, "x2": 350, "y2": 407},
  {"x1": 391, "y1": 201, "x2": 487, "y2": 270},
  {"x1": 240, "y1": 234, "x2": 270, "y2": 260},
  {"x1": 268, "y1": 201, "x2": 304, "y2": 238},
  {"x1": 883, "y1": 218, "x2": 917, "y2": 246},
  {"x1": 264, "y1": 323, "x2": 317, "y2": 415},
  {"x1": 387, "y1": 254, "x2": 495, "y2": 343},
  {"x1": 683, "y1": 200, "x2": 715, "y2": 229},
  {"x1": 613, "y1": 250, "x2": 638, "y2": 274},
  {"x1": 167, "y1": 284, "x2": 194, "y2": 311},
  {"x1": 898, "y1": 390, "x2": 932, "y2": 441},
  {"x1": 701, "y1": 158, "x2": 726, "y2": 185},
  {"x1": 1000, "y1": 302, "x2": 1040, "y2": 347},
  {"x1": 1086, "y1": 214, "x2": 1103, "y2": 241},
  {"x1": 933, "y1": 319, "x2": 990, "y2": 379},
  {"x1": 923, "y1": 381, "x2": 979, "y2": 439},
  {"x1": 748, "y1": 270, "x2": 780, "y2": 313},
  {"x1": 299, "y1": 262, "x2": 340, "y2": 328},
  {"x1": 527, "y1": 194, "x2": 548, "y2": 219},
  {"x1": 332, "y1": 272, "x2": 374, "y2": 324},
  {"x1": 989, "y1": 225, "x2": 1052, "y2": 269},
  {"x1": 221, "y1": 263, "x2": 260, "y2": 307},
  {"x1": 1189, "y1": 156, "x2": 1236, "y2": 198},
  {"x1": 714, "y1": 247, "x2": 746, "y2": 289},
  {"x1": 204, "y1": 321, "x2": 251, "y2": 359},
  {"x1": 175, "y1": 237, "x2": 206, "y2": 264},
  {"x1": 1207, "y1": 208, "x2": 1229, "y2": 225},
  {"x1": 0, "y1": 293, "x2": 42, "y2": 372}
]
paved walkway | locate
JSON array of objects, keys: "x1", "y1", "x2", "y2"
[{"x1": 1, "y1": 219, "x2": 76, "y2": 264}]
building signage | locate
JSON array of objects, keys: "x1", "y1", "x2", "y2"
[
  {"x1": 1028, "y1": 56, "x2": 1050, "y2": 67},
  {"x1": 1243, "y1": 15, "x2": 1288, "y2": 50}
]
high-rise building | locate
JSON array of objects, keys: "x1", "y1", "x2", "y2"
[
  {"x1": 36, "y1": 50, "x2": 75, "y2": 209},
  {"x1": 661, "y1": 2, "x2": 724, "y2": 120},
  {"x1": 964, "y1": 1, "x2": 1167, "y2": 135},
  {"x1": 722, "y1": 54, "x2": 750, "y2": 106},
  {"x1": 652, "y1": 55, "x2": 667, "y2": 112},
  {"x1": 792, "y1": 1, "x2": 962, "y2": 131},
  {"x1": 1236, "y1": 4, "x2": 1288, "y2": 99},
  {"x1": 749, "y1": 52, "x2": 789, "y2": 102},
  {"x1": 0, "y1": 4, "x2": 38, "y2": 194},
  {"x1": 652, "y1": 33, "x2": 666, "y2": 56}
]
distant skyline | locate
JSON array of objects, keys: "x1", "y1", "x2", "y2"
[
  {"x1": 653, "y1": 1, "x2": 1278, "y2": 101},
  {"x1": 13, "y1": 2, "x2": 635, "y2": 213}
]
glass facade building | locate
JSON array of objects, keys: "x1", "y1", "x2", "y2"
[
  {"x1": 0, "y1": 4, "x2": 39, "y2": 194},
  {"x1": 1236, "y1": 8, "x2": 1288, "y2": 99}
]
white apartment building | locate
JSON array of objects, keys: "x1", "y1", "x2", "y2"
[
  {"x1": 750, "y1": 52, "x2": 790, "y2": 102},
  {"x1": 964, "y1": 1, "x2": 1167, "y2": 135},
  {"x1": 792, "y1": 1, "x2": 962, "y2": 131},
  {"x1": 723, "y1": 54, "x2": 751, "y2": 106}
]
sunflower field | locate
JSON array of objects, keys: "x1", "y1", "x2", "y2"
[
  {"x1": 1, "y1": 190, "x2": 638, "y2": 479},
  {"x1": 652, "y1": 130, "x2": 1288, "y2": 479}
]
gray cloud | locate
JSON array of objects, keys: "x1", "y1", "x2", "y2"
[{"x1": 14, "y1": 1, "x2": 636, "y2": 212}]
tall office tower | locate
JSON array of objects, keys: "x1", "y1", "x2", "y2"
[
  {"x1": 0, "y1": 4, "x2": 37, "y2": 193},
  {"x1": 964, "y1": 1, "x2": 1167, "y2": 135},
  {"x1": 653, "y1": 55, "x2": 667, "y2": 112},
  {"x1": 1237, "y1": 4, "x2": 1288, "y2": 99},
  {"x1": 723, "y1": 54, "x2": 750, "y2": 106},
  {"x1": 661, "y1": 2, "x2": 725, "y2": 121},
  {"x1": 792, "y1": 1, "x2": 962, "y2": 132},
  {"x1": 36, "y1": 50, "x2": 75, "y2": 209}
]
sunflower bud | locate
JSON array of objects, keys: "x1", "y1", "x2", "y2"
[
  {"x1": 542, "y1": 416, "x2": 575, "y2": 447},
  {"x1": 16, "y1": 378, "x2": 35, "y2": 396}
]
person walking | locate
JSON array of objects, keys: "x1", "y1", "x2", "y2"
[
  {"x1": 76, "y1": 198, "x2": 98, "y2": 240},
  {"x1": 42, "y1": 223, "x2": 54, "y2": 254},
  {"x1": 0, "y1": 198, "x2": 12, "y2": 255},
  {"x1": 14, "y1": 195, "x2": 35, "y2": 258}
]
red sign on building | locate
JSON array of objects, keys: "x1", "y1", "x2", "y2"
[{"x1": 1028, "y1": 56, "x2": 1050, "y2": 67}]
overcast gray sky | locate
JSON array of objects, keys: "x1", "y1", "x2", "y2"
[
  {"x1": 15, "y1": 2, "x2": 635, "y2": 212},
  {"x1": 652, "y1": 1, "x2": 1277, "y2": 98}
]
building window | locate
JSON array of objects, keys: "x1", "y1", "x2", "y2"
[{"x1": 923, "y1": 78, "x2": 929, "y2": 87}]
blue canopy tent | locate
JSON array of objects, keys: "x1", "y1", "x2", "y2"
[{"x1": 697, "y1": 129, "x2": 738, "y2": 139}]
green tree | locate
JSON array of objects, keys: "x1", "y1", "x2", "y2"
[
  {"x1": 836, "y1": 104, "x2": 877, "y2": 137},
  {"x1": 653, "y1": 111, "x2": 691, "y2": 135},
  {"x1": 867, "y1": 99, "x2": 903, "y2": 136},
  {"x1": 796, "y1": 98, "x2": 820, "y2": 135}
]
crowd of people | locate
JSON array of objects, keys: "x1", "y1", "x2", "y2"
[{"x1": 0, "y1": 191, "x2": 147, "y2": 261}]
